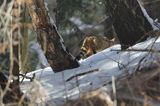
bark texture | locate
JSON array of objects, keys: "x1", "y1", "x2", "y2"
[
  {"x1": 26, "y1": 0, "x2": 79, "y2": 72},
  {"x1": 105, "y1": 0, "x2": 153, "y2": 50}
]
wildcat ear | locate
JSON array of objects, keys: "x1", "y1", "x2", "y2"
[
  {"x1": 93, "y1": 37, "x2": 99, "y2": 47},
  {"x1": 81, "y1": 47, "x2": 87, "y2": 53},
  {"x1": 110, "y1": 38, "x2": 115, "y2": 42}
]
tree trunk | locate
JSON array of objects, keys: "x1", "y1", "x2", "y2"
[
  {"x1": 25, "y1": 0, "x2": 79, "y2": 72},
  {"x1": 105, "y1": 0, "x2": 153, "y2": 50}
]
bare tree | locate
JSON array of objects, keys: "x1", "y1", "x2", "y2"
[
  {"x1": 25, "y1": 0, "x2": 79, "y2": 72},
  {"x1": 105, "y1": 0, "x2": 153, "y2": 50}
]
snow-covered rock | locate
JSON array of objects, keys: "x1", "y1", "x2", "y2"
[{"x1": 21, "y1": 34, "x2": 160, "y2": 105}]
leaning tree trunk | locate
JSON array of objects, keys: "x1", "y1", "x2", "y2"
[
  {"x1": 25, "y1": 0, "x2": 79, "y2": 72},
  {"x1": 105, "y1": 0, "x2": 153, "y2": 50}
]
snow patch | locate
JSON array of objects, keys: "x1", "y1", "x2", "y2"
[{"x1": 21, "y1": 34, "x2": 160, "y2": 105}]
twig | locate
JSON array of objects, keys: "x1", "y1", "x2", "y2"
[
  {"x1": 137, "y1": 57, "x2": 146, "y2": 72},
  {"x1": 20, "y1": 73, "x2": 35, "y2": 83},
  {"x1": 66, "y1": 69, "x2": 99, "y2": 82},
  {"x1": 111, "y1": 49, "x2": 160, "y2": 53}
]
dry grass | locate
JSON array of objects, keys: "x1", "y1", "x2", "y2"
[
  {"x1": 64, "y1": 89, "x2": 113, "y2": 106},
  {"x1": 0, "y1": 1, "x2": 28, "y2": 105},
  {"x1": 116, "y1": 67, "x2": 160, "y2": 106},
  {"x1": 64, "y1": 65, "x2": 160, "y2": 106}
]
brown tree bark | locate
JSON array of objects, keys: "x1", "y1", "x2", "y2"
[
  {"x1": 25, "y1": 0, "x2": 79, "y2": 72},
  {"x1": 105, "y1": 0, "x2": 153, "y2": 50}
]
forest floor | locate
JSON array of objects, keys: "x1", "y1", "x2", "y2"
[{"x1": 21, "y1": 31, "x2": 160, "y2": 106}]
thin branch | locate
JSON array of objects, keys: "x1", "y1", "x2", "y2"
[
  {"x1": 20, "y1": 73, "x2": 35, "y2": 83},
  {"x1": 66, "y1": 69, "x2": 99, "y2": 82},
  {"x1": 111, "y1": 48, "x2": 160, "y2": 53}
]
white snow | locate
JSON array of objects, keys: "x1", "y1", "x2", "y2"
[
  {"x1": 20, "y1": 34, "x2": 160, "y2": 105},
  {"x1": 29, "y1": 42, "x2": 49, "y2": 67},
  {"x1": 69, "y1": 17, "x2": 103, "y2": 31}
]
